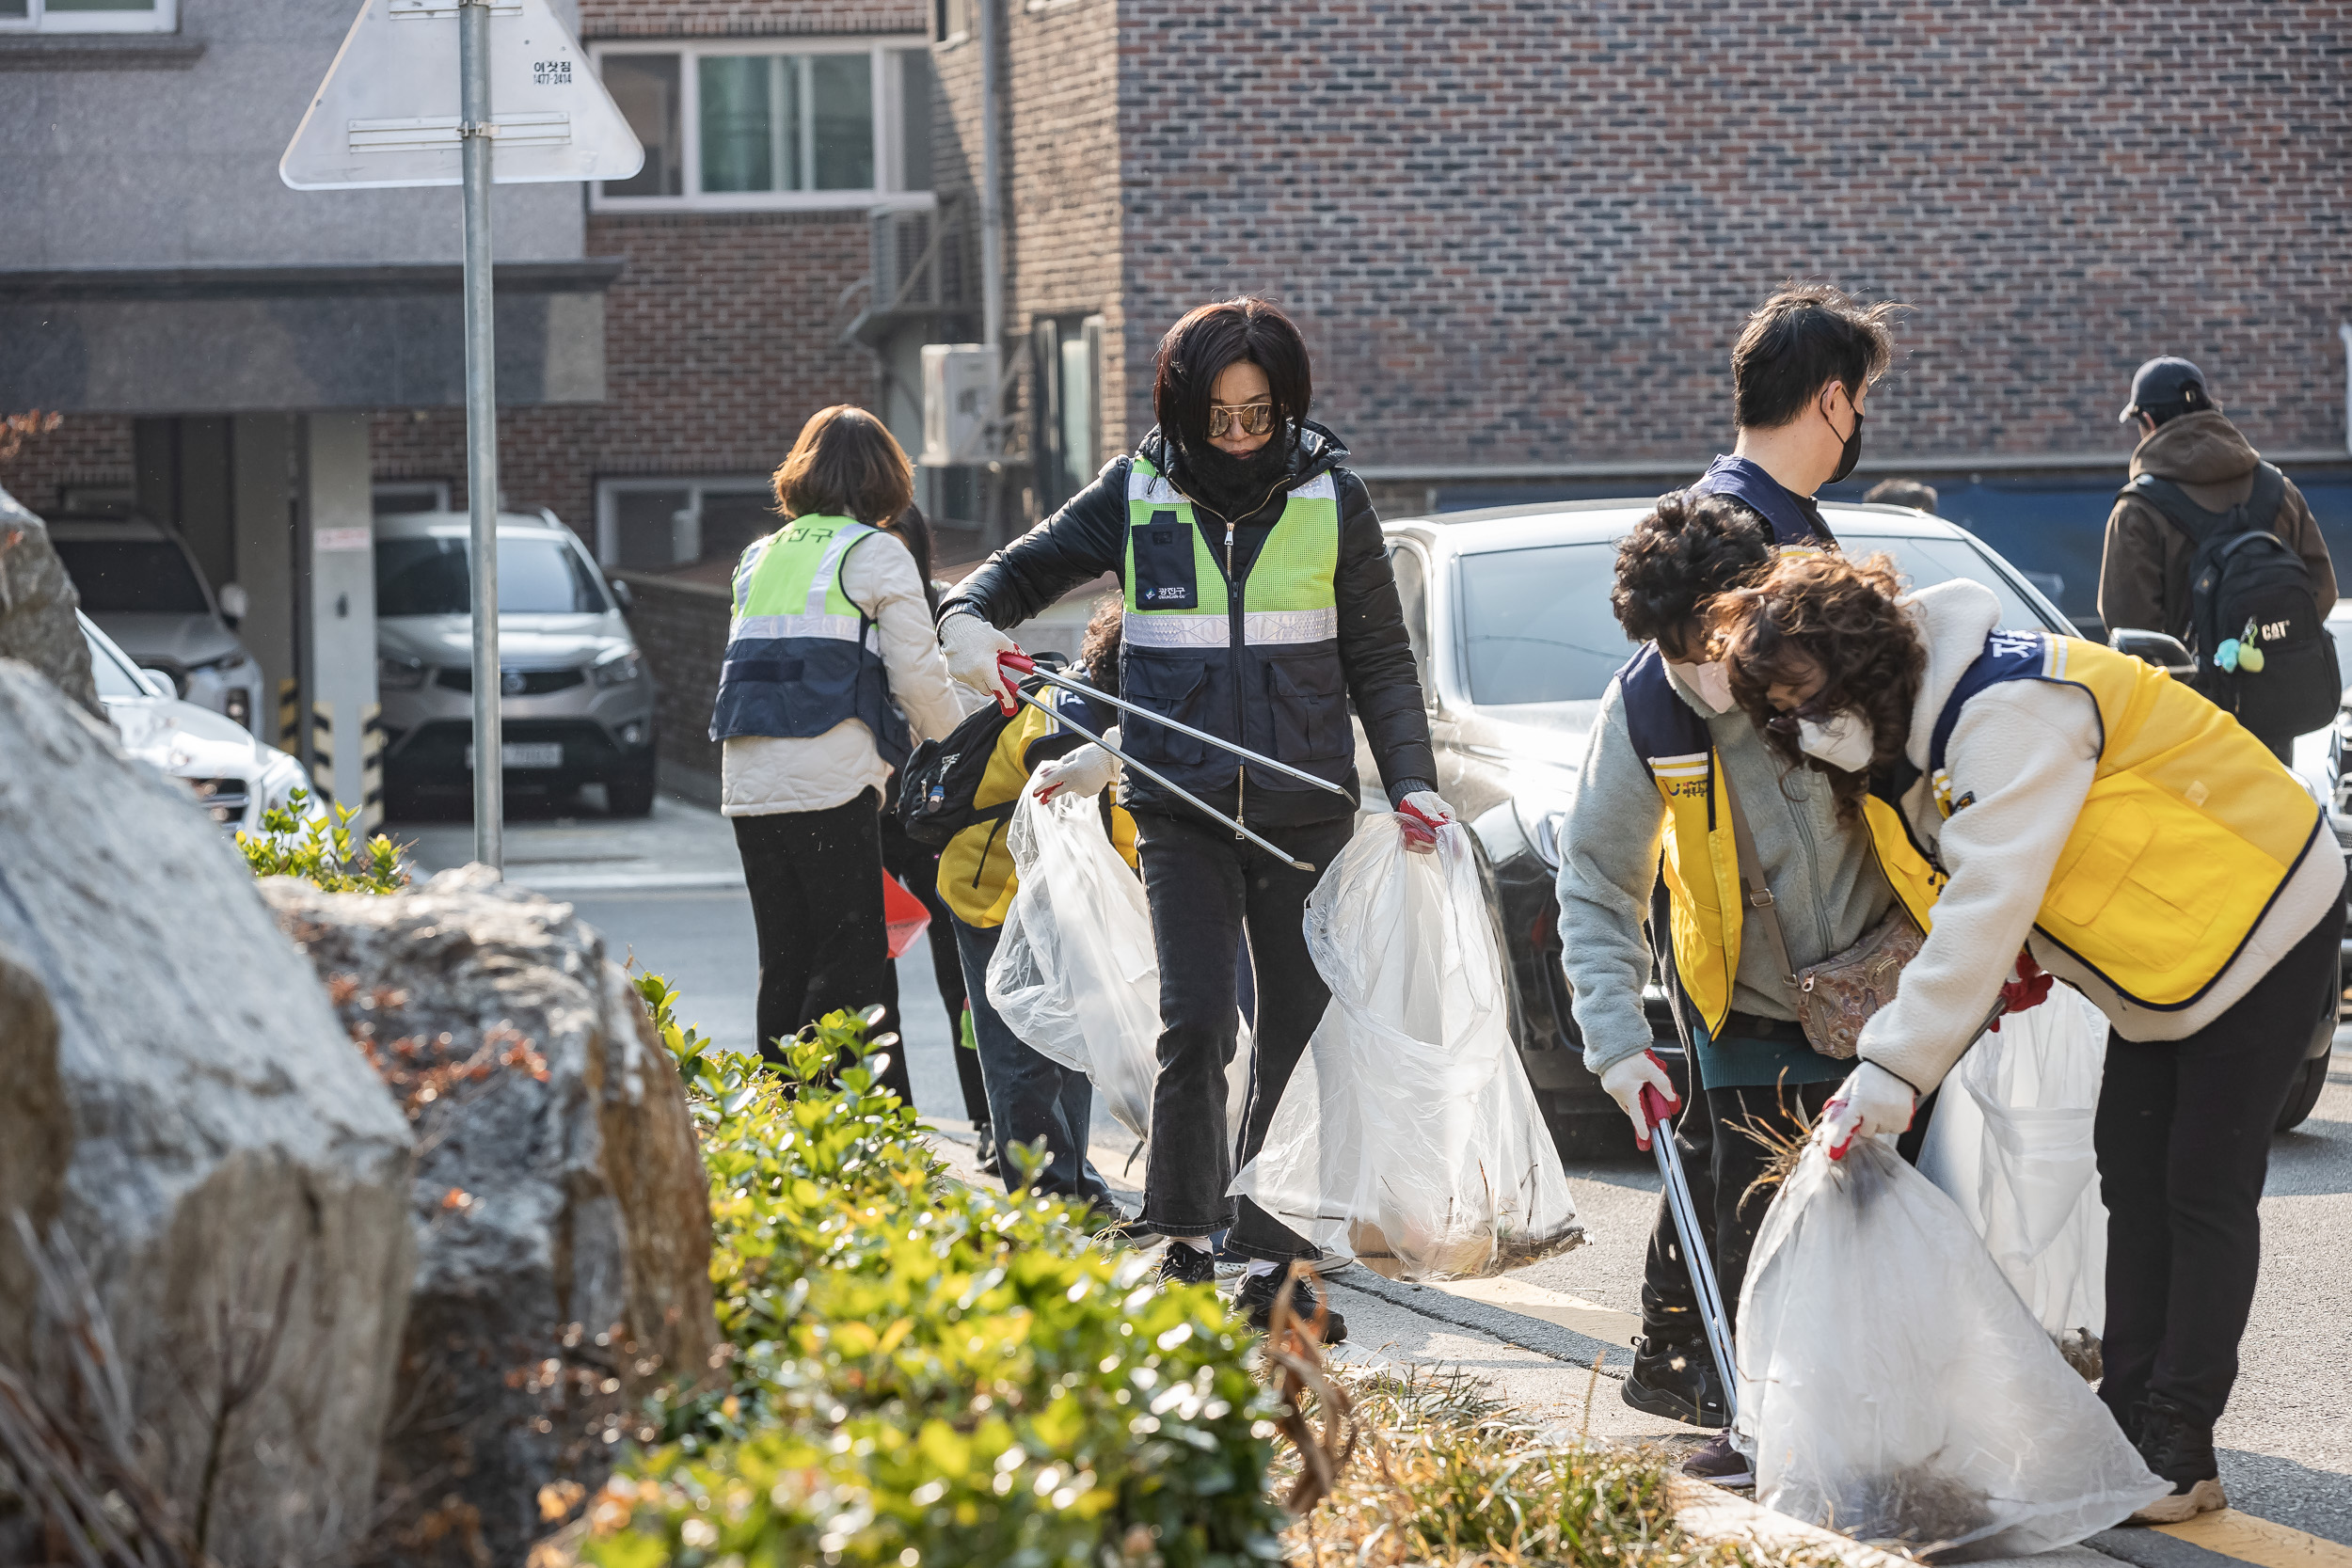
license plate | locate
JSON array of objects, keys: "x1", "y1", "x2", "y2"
[{"x1": 465, "y1": 742, "x2": 564, "y2": 769}]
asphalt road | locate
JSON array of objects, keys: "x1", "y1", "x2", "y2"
[{"x1": 392, "y1": 788, "x2": 2352, "y2": 1549}]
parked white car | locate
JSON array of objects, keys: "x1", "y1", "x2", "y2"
[
  {"x1": 51, "y1": 515, "x2": 264, "y2": 734},
  {"x1": 83, "y1": 613, "x2": 314, "y2": 830}
]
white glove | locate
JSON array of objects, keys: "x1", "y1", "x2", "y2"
[
  {"x1": 1599, "y1": 1049, "x2": 1680, "y2": 1152},
  {"x1": 1820, "y1": 1060, "x2": 1917, "y2": 1160},
  {"x1": 1032, "y1": 742, "x2": 1120, "y2": 802},
  {"x1": 1396, "y1": 788, "x2": 1454, "y2": 853},
  {"x1": 939, "y1": 610, "x2": 1021, "y2": 714}
]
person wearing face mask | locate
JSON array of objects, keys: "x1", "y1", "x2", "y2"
[
  {"x1": 1554, "y1": 492, "x2": 1943, "y2": 1486},
  {"x1": 1683, "y1": 282, "x2": 1903, "y2": 551},
  {"x1": 934, "y1": 297, "x2": 1441, "y2": 1341},
  {"x1": 1713, "y1": 553, "x2": 2344, "y2": 1524}
]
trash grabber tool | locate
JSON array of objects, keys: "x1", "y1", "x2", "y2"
[
  {"x1": 1642, "y1": 1083, "x2": 1740, "y2": 1429},
  {"x1": 999, "y1": 651, "x2": 1357, "y2": 804},
  {"x1": 1008, "y1": 687, "x2": 1317, "y2": 872}
]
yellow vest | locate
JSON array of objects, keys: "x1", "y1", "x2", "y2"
[
  {"x1": 938, "y1": 697, "x2": 1139, "y2": 928},
  {"x1": 1621, "y1": 643, "x2": 1944, "y2": 1038},
  {"x1": 1929, "y1": 629, "x2": 2321, "y2": 1010}
]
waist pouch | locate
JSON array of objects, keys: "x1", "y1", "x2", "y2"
[{"x1": 1725, "y1": 777, "x2": 1920, "y2": 1060}]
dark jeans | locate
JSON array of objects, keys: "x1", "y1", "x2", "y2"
[
  {"x1": 2095, "y1": 899, "x2": 2343, "y2": 1431},
  {"x1": 732, "y1": 788, "x2": 912, "y2": 1103},
  {"x1": 950, "y1": 914, "x2": 1110, "y2": 1204},
  {"x1": 1131, "y1": 809, "x2": 1356, "y2": 1251},
  {"x1": 880, "y1": 810, "x2": 991, "y2": 1127}
]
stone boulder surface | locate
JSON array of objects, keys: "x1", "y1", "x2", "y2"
[
  {"x1": 262, "y1": 868, "x2": 720, "y2": 1564},
  {"x1": 0, "y1": 659, "x2": 417, "y2": 1565},
  {"x1": 0, "y1": 482, "x2": 101, "y2": 718}
]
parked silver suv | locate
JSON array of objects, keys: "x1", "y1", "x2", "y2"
[
  {"x1": 374, "y1": 510, "x2": 658, "y2": 816},
  {"x1": 49, "y1": 516, "x2": 264, "y2": 734}
]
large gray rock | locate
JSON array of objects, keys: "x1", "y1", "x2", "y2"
[
  {"x1": 0, "y1": 659, "x2": 416, "y2": 1566},
  {"x1": 263, "y1": 869, "x2": 720, "y2": 1566},
  {"x1": 0, "y1": 482, "x2": 101, "y2": 719}
]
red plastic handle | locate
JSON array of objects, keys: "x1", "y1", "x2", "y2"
[
  {"x1": 997, "y1": 649, "x2": 1036, "y2": 674},
  {"x1": 1639, "y1": 1083, "x2": 1677, "y2": 1130}
]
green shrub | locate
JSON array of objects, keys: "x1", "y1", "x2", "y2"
[
  {"x1": 571, "y1": 979, "x2": 1288, "y2": 1568},
  {"x1": 237, "y1": 787, "x2": 408, "y2": 893}
]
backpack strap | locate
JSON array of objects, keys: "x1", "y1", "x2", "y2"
[{"x1": 2122, "y1": 464, "x2": 2290, "y2": 546}]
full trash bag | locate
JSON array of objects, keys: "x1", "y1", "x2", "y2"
[
  {"x1": 1916, "y1": 984, "x2": 2107, "y2": 1371},
  {"x1": 1736, "y1": 1136, "x2": 2164, "y2": 1560},
  {"x1": 984, "y1": 789, "x2": 1250, "y2": 1152},
  {"x1": 1230, "y1": 815, "x2": 1582, "y2": 1279}
]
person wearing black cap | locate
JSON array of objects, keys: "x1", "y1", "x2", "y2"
[{"x1": 2099, "y1": 356, "x2": 2336, "y2": 757}]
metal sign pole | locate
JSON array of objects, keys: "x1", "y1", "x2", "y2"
[{"x1": 459, "y1": 0, "x2": 502, "y2": 871}]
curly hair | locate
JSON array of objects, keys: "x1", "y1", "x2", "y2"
[
  {"x1": 1077, "y1": 594, "x2": 1122, "y2": 698},
  {"x1": 1611, "y1": 490, "x2": 1776, "y2": 651},
  {"x1": 1709, "y1": 552, "x2": 1924, "y2": 819}
]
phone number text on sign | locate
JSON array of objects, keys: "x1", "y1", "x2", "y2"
[{"x1": 533, "y1": 58, "x2": 572, "y2": 85}]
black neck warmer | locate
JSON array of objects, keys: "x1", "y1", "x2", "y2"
[{"x1": 1171, "y1": 431, "x2": 1293, "y2": 521}]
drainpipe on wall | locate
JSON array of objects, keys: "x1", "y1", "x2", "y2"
[
  {"x1": 977, "y1": 0, "x2": 1009, "y2": 544},
  {"x1": 2340, "y1": 324, "x2": 2352, "y2": 455}
]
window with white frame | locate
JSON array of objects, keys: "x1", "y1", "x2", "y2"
[
  {"x1": 591, "y1": 40, "x2": 935, "y2": 211},
  {"x1": 596, "y1": 478, "x2": 777, "y2": 570},
  {"x1": 0, "y1": 0, "x2": 176, "y2": 30}
]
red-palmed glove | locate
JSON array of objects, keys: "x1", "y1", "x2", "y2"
[
  {"x1": 1820, "y1": 1061, "x2": 1917, "y2": 1160},
  {"x1": 1397, "y1": 791, "x2": 1454, "y2": 854},
  {"x1": 1600, "y1": 1049, "x2": 1680, "y2": 1153},
  {"x1": 1988, "y1": 951, "x2": 2054, "y2": 1032}
]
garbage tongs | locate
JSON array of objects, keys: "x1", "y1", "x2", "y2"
[{"x1": 1641, "y1": 1084, "x2": 1741, "y2": 1430}]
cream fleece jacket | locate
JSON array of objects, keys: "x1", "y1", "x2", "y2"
[
  {"x1": 721, "y1": 529, "x2": 967, "y2": 816},
  {"x1": 1857, "y1": 579, "x2": 2345, "y2": 1095}
]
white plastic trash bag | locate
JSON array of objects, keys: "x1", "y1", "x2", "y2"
[
  {"x1": 986, "y1": 788, "x2": 1164, "y2": 1140},
  {"x1": 1737, "y1": 1136, "x2": 2164, "y2": 1560},
  {"x1": 984, "y1": 789, "x2": 1252, "y2": 1153},
  {"x1": 1230, "y1": 815, "x2": 1582, "y2": 1280},
  {"x1": 1916, "y1": 983, "x2": 2107, "y2": 1370}
]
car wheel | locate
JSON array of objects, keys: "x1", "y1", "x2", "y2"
[
  {"x1": 2276, "y1": 1050, "x2": 2332, "y2": 1133},
  {"x1": 607, "y1": 768, "x2": 657, "y2": 818}
]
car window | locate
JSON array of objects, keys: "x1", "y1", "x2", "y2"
[
  {"x1": 54, "y1": 540, "x2": 211, "y2": 615},
  {"x1": 83, "y1": 628, "x2": 149, "y2": 698},
  {"x1": 1455, "y1": 531, "x2": 2072, "y2": 708},
  {"x1": 374, "y1": 535, "x2": 612, "y2": 616},
  {"x1": 1390, "y1": 544, "x2": 1430, "y2": 683}
]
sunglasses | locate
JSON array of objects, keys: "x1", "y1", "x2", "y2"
[
  {"x1": 1762, "y1": 693, "x2": 1844, "y2": 737},
  {"x1": 1207, "y1": 401, "x2": 1277, "y2": 439}
]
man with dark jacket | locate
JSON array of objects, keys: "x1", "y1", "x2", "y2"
[
  {"x1": 938, "y1": 298, "x2": 1438, "y2": 1342},
  {"x1": 2098, "y1": 356, "x2": 2337, "y2": 687}
]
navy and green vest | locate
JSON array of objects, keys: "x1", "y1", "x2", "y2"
[
  {"x1": 1117, "y1": 453, "x2": 1351, "y2": 795},
  {"x1": 709, "y1": 515, "x2": 911, "y2": 768}
]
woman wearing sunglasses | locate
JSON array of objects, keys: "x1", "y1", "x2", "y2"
[
  {"x1": 1710, "y1": 551, "x2": 2344, "y2": 1524},
  {"x1": 936, "y1": 296, "x2": 1444, "y2": 1340}
]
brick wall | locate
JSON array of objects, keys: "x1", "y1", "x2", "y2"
[
  {"x1": 580, "y1": 0, "x2": 922, "y2": 40},
  {"x1": 0, "y1": 415, "x2": 135, "y2": 514},
  {"x1": 1110, "y1": 0, "x2": 2352, "y2": 473},
  {"x1": 615, "y1": 568, "x2": 733, "y2": 787},
  {"x1": 932, "y1": 0, "x2": 1127, "y2": 510}
]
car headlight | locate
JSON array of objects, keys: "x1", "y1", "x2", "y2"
[
  {"x1": 378, "y1": 656, "x2": 428, "y2": 690},
  {"x1": 593, "y1": 649, "x2": 645, "y2": 689}
]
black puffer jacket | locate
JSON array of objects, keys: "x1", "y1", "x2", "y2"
[{"x1": 943, "y1": 421, "x2": 1436, "y2": 827}]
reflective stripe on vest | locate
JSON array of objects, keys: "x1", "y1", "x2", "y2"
[
  {"x1": 1926, "y1": 628, "x2": 2320, "y2": 1010},
  {"x1": 730, "y1": 516, "x2": 881, "y2": 655},
  {"x1": 1120, "y1": 458, "x2": 1340, "y2": 641},
  {"x1": 708, "y1": 515, "x2": 909, "y2": 761},
  {"x1": 1618, "y1": 643, "x2": 1944, "y2": 1037}
]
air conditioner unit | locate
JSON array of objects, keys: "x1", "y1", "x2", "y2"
[{"x1": 920, "y1": 343, "x2": 1000, "y2": 467}]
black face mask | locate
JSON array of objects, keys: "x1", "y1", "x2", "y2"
[
  {"x1": 1828, "y1": 401, "x2": 1865, "y2": 486},
  {"x1": 1178, "y1": 430, "x2": 1290, "y2": 518}
]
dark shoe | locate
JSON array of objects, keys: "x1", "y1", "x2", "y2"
[
  {"x1": 1680, "y1": 1431, "x2": 1754, "y2": 1488},
  {"x1": 975, "y1": 1124, "x2": 1000, "y2": 1180},
  {"x1": 1621, "y1": 1337, "x2": 1728, "y2": 1428},
  {"x1": 1233, "y1": 1266, "x2": 1349, "y2": 1346},
  {"x1": 2127, "y1": 1394, "x2": 2227, "y2": 1523},
  {"x1": 1155, "y1": 1243, "x2": 1218, "y2": 1290}
]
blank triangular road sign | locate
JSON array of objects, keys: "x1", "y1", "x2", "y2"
[{"x1": 280, "y1": 0, "x2": 643, "y2": 190}]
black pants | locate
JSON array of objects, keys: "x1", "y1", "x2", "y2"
[
  {"x1": 2095, "y1": 899, "x2": 2343, "y2": 1432},
  {"x1": 732, "y1": 788, "x2": 912, "y2": 1103},
  {"x1": 1641, "y1": 1051, "x2": 1937, "y2": 1350},
  {"x1": 1132, "y1": 809, "x2": 1355, "y2": 1248},
  {"x1": 879, "y1": 809, "x2": 991, "y2": 1127}
]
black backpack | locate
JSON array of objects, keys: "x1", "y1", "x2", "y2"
[
  {"x1": 2120, "y1": 462, "x2": 2341, "y2": 741},
  {"x1": 895, "y1": 674, "x2": 1093, "y2": 847}
]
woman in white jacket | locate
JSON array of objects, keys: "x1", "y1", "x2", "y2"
[
  {"x1": 1711, "y1": 552, "x2": 2344, "y2": 1525},
  {"x1": 713, "y1": 406, "x2": 965, "y2": 1094}
]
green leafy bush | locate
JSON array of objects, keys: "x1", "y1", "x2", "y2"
[
  {"x1": 237, "y1": 787, "x2": 408, "y2": 893},
  {"x1": 568, "y1": 979, "x2": 1288, "y2": 1568}
]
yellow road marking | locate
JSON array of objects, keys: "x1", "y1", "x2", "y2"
[
  {"x1": 2154, "y1": 1510, "x2": 2352, "y2": 1568},
  {"x1": 1423, "y1": 1275, "x2": 1642, "y2": 1348}
]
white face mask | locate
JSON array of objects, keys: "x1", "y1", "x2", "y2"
[
  {"x1": 1667, "y1": 659, "x2": 1736, "y2": 716},
  {"x1": 1795, "y1": 708, "x2": 1875, "y2": 772}
]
